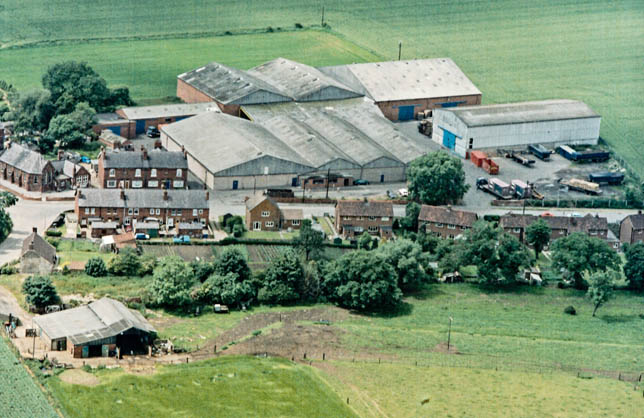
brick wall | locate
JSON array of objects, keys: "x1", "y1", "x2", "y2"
[
  {"x1": 334, "y1": 213, "x2": 393, "y2": 238},
  {"x1": 421, "y1": 222, "x2": 469, "y2": 239},
  {"x1": 377, "y1": 94, "x2": 482, "y2": 121},
  {"x1": 246, "y1": 199, "x2": 281, "y2": 231},
  {"x1": 98, "y1": 152, "x2": 188, "y2": 189},
  {"x1": 176, "y1": 79, "x2": 215, "y2": 103}
]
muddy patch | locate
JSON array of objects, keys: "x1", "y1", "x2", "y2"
[{"x1": 59, "y1": 369, "x2": 100, "y2": 386}]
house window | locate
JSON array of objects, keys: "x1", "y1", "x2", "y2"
[
  {"x1": 128, "y1": 208, "x2": 133, "y2": 215},
  {"x1": 265, "y1": 221, "x2": 274, "y2": 227},
  {"x1": 449, "y1": 234, "x2": 455, "y2": 239},
  {"x1": 198, "y1": 209, "x2": 203, "y2": 214},
  {"x1": 435, "y1": 222, "x2": 444, "y2": 228},
  {"x1": 354, "y1": 226, "x2": 364, "y2": 233},
  {"x1": 343, "y1": 217, "x2": 351, "y2": 221},
  {"x1": 381, "y1": 217, "x2": 390, "y2": 221},
  {"x1": 368, "y1": 226, "x2": 378, "y2": 233},
  {"x1": 590, "y1": 230, "x2": 597, "y2": 235},
  {"x1": 171, "y1": 209, "x2": 177, "y2": 216},
  {"x1": 292, "y1": 220, "x2": 300, "y2": 226},
  {"x1": 91, "y1": 208, "x2": 96, "y2": 215},
  {"x1": 33, "y1": 176, "x2": 38, "y2": 184},
  {"x1": 151, "y1": 169, "x2": 157, "y2": 178},
  {"x1": 124, "y1": 218, "x2": 131, "y2": 226},
  {"x1": 132, "y1": 180, "x2": 143, "y2": 188},
  {"x1": 155, "y1": 208, "x2": 160, "y2": 215},
  {"x1": 148, "y1": 180, "x2": 159, "y2": 188},
  {"x1": 176, "y1": 169, "x2": 182, "y2": 177},
  {"x1": 192, "y1": 209, "x2": 198, "y2": 216},
  {"x1": 106, "y1": 208, "x2": 111, "y2": 215},
  {"x1": 261, "y1": 211, "x2": 270, "y2": 217},
  {"x1": 134, "y1": 208, "x2": 139, "y2": 215},
  {"x1": 109, "y1": 169, "x2": 115, "y2": 177},
  {"x1": 447, "y1": 224, "x2": 456, "y2": 230},
  {"x1": 84, "y1": 208, "x2": 89, "y2": 214},
  {"x1": 173, "y1": 180, "x2": 184, "y2": 188},
  {"x1": 368, "y1": 216, "x2": 377, "y2": 221},
  {"x1": 201, "y1": 218, "x2": 206, "y2": 225},
  {"x1": 513, "y1": 228, "x2": 521, "y2": 233},
  {"x1": 150, "y1": 208, "x2": 154, "y2": 215}
]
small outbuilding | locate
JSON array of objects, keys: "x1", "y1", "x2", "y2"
[{"x1": 20, "y1": 227, "x2": 57, "y2": 275}]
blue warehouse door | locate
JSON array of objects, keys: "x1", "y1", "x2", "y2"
[
  {"x1": 442, "y1": 129, "x2": 456, "y2": 150},
  {"x1": 232, "y1": 180, "x2": 239, "y2": 190},
  {"x1": 108, "y1": 126, "x2": 121, "y2": 135},
  {"x1": 135, "y1": 120, "x2": 146, "y2": 135},
  {"x1": 291, "y1": 177, "x2": 298, "y2": 187},
  {"x1": 398, "y1": 106, "x2": 415, "y2": 121}
]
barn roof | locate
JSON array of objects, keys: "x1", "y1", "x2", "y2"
[
  {"x1": 34, "y1": 297, "x2": 155, "y2": 345},
  {"x1": 319, "y1": 58, "x2": 481, "y2": 102},
  {"x1": 117, "y1": 102, "x2": 218, "y2": 120},
  {"x1": 440, "y1": 99, "x2": 600, "y2": 127}
]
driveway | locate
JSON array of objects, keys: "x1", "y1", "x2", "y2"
[{"x1": 0, "y1": 198, "x2": 73, "y2": 266}]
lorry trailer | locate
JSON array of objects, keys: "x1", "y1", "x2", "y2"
[
  {"x1": 528, "y1": 144, "x2": 552, "y2": 161},
  {"x1": 588, "y1": 172, "x2": 624, "y2": 185},
  {"x1": 557, "y1": 146, "x2": 610, "y2": 163}
]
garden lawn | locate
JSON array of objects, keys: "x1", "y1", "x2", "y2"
[{"x1": 47, "y1": 356, "x2": 355, "y2": 418}]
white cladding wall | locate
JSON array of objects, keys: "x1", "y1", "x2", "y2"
[{"x1": 432, "y1": 110, "x2": 601, "y2": 158}]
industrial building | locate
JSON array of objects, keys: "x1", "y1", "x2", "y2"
[
  {"x1": 431, "y1": 99, "x2": 601, "y2": 157},
  {"x1": 33, "y1": 297, "x2": 156, "y2": 357},
  {"x1": 161, "y1": 99, "x2": 432, "y2": 190},
  {"x1": 319, "y1": 58, "x2": 482, "y2": 121}
]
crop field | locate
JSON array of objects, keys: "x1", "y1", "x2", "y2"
[
  {"x1": 46, "y1": 356, "x2": 355, "y2": 418},
  {"x1": 0, "y1": 337, "x2": 57, "y2": 418}
]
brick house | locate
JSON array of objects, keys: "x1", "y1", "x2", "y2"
[
  {"x1": 418, "y1": 205, "x2": 478, "y2": 238},
  {"x1": 0, "y1": 142, "x2": 56, "y2": 192},
  {"x1": 245, "y1": 193, "x2": 302, "y2": 232},
  {"x1": 500, "y1": 213, "x2": 610, "y2": 245},
  {"x1": 20, "y1": 228, "x2": 57, "y2": 275},
  {"x1": 75, "y1": 189, "x2": 209, "y2": 234},
  {"x1": 620, "y1": 212, "x2": 644, "y2": 245},
  {"x1": 51, "y1": 154, "x2": 91, "y2": 191},
  {"x1": 97, "y1": 147, "x2": 188, "y2": 189},
  {"x1": 335, "y1": 200, "x2": 394, "y2": 239}
]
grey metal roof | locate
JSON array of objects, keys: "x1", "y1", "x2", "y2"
[
  {"x1": 96, "y1": 113, "x2": 125, "y2": 124},
  {"x1": 21, "y1": 231, "x2": 56, "y2": 262},
  {"x1": 133, "y1": 220, "x2": 160, "y2": 229},
  {"x1": 441, "y1": 99, "x2": 600, "y2": 127},
  {"x1": 77, "y1": 189, "x2": 209, "y2": 209},
  {"x1": 99, "y1": 130, "x2": 127, "y2": 145},
  {"x1": 117, "y1": 103, "x2": 219, "y2": 120},
  {"x1": 177, "y1": 222, "x2": 204, "y2": 230},
  {"x1": 102, "y1": 149, "x2": 188, "y2": 169},
  {"x1": 162, "y1": 111, "x2": 314, "y2": 175},
  {"x1": 90, "y1": 221, "x2": 118, "y2": 229},
  {"x1": 178, "y1": 62, "x2": 292, "y2": 105},
  {"x1": 248, "y1": 58, "x2": 362, "y2": 102},
  {"x1": 319, "y1": 58, "x2": 481, "y2": 102},
  {"x1": 34, "y1": 297, "x2": 155, "y2": 345},
  {"x1": 0, "y1": 143, "x2": 49, "y2": 174}
]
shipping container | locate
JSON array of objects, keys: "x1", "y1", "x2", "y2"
[
  {"x1": 490, "y1": 178, "x2": 511, "y2": 196},
  {"x1": 482, "y1": 158, "x2": 499, "y2": 174},
  {"x1": 511, "y1": 180, "x2": 531, "y2": 198},
  {"x1": 528, "y1": 144, "x2": 552, "y2": 161},
  {"x1": 557, "y1": 145, "x2": 577, "y2": 160},
  {"x1": 588, "y1": 172, "x2": 624, "y2": 185},
  {"x1": 470, "y1": 151, "x2": 487, "y2": 167}
]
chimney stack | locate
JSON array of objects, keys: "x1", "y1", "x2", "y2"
[
  {"x1": 205, "y1": 191, "x2": 209, "y2": 200},
  {"x1": 120, "y1": 189, "x2": 126, "y2": 200},
  {"x1": 57, "y1": 150, "x2": 65, "y2": 160},
  {"x1": 163, "y1": 190, "x2": 168, "y2": 201},
  {"x1": 32, "y1": 227, "x2": 37, "y2": 233},
  {"x1": 141, "y1": 146, "x2": 148, "y2": 160}
]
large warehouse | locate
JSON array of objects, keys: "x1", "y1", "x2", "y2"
[
  {"x1": 319, "y1": 58, "x2": 482, "y2": 121},
  {"x1": 431, "y1": 99, "x2": 601, "y2": 157},
  {"x1": 161, "y1": 98, "x2": 432, "y2": 190}
]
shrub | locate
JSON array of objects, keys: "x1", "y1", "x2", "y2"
[
  {"x1": 214, "y1": 247, "x2": 251, "y2": 282},
  {"x1": 564, "y1": 305, "x2": 576, "y2": 315},
  {"x1": 0, "y1": 264, "x2": 17, "y2": 275},
  {"x1": 294, "y1": 23, "x2": 303, "y2": 28},
  {"x1": 232, "y1": 223, "x2": 244, "y2": 238},
  {"x1": 194, "y1": 272, "x2": 254, "y2": 307},
  {"x1": 108, "y1": 248, "x2": 142, "y2": 276},
  {"x1": 258, "y1": 249, "x2": 302, "y2": 305},
  {"x1": 45, "y1": 229, "x2": 62, "y2": 237},
  {"x1": 266, "y1": 26, "x2": 274, "y2": 32},
  {"x1": 148, "y1": 256, "x2": 195, "y2": 309},
  {"x1": 190, "y1": 259, "x2": 215, "y2": 283},
  {"x1": 138, "y1": 253, "x2": 157, "y2": 276},
  {"x1": 22, "y1": 276, "x2": 60, "y2": 309},
  {"x1": 84, "y1": 257, "x2": 107, "y2": 277}
]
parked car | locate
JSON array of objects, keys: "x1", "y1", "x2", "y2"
[
  {"x1": 354, "y1": 179, "x2": 369, "y2": 185},
  {"x1": 80, "y1": 156, "x2": 91, "y2": 164},
  {"x1": 386, "y1": 190, "x2": 396, "y2": 199},
  {"x1": 173, "y1": 235, "x2": 191, "y2": 244},
  {"x1": 146, "y1": 126, "x2": 160, "y2": 138},
  {"x1": 135, "y1": 233, "x2": 150, "y2": 240},
  {"x1": 397, "y1": 188, "x2": 409, "y2": 197}
]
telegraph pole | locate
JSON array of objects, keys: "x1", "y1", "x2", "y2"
[
  {"x1": 325, "y1": 168, "x2": 331, "y2": 199},
  {"x1": 398, "y1": 41, "x2": 402, "y2": 61},
  {"x1": 447, "y1": 317, "x2": 453, "y2": 351},
  {"x1": 321, "y1": 6, "x2": 325, "y2": 26}
]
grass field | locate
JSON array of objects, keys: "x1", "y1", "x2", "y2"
[
  {"x1": 46, "y1": 356, "x2": 355, "y2": 418},
  {"x1": 323, "y1": 361, "x2": 644, "y2": 417},
  {"x1": 0, "y1": 337, "x2": 58, "y2": 418}
]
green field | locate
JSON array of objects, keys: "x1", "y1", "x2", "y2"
[
  {"x1": 47, "y1": 356, "x2": 355, "y2": 418},
  {"x1": 0, "y1": 337, "x2": 58, "y2": 418}
]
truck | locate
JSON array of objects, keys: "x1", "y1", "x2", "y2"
[
  {"x1": 528, "y1": 144, "x2": 552, "y2": 161},
  {"x1": 417, "y1": 118, "x2": 432, "y2": 136},
  {"x1": 511, "y1": 180, "x2": 544, "y2": 200},
  {"x1": 557, "y1": 145, "x2": 610, "y2": 163},
  {"x1": 560, "y1": 178, "x2": 602, "y2": 195},
  {"x1": 588, "y1": 172, "x2": 624, "y2": 185},
  {"x1": 508, "y1": 152, "x2": 535, "y2": 167},
  {"x1": 476, "y1": 177, "x2": 512, "y2": 199}
]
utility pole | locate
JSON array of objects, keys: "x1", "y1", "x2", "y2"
[
  {"x1": 32, "y1": 319, "x2": 36, "y2": 359},
  {"x1": 447, "y1": 316, "x2": 453, "y2": 351},
  {"x1": 325, "y1": 168, "x2": 331, "y2": 200},
  {"x1": 321, "y1": 6, "x2": 325, "y2": 26},
  {"x1": 398, "y1": 41, "x2": 402, "y2": 61}
]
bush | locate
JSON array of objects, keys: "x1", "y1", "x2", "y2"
[
  {"x1": 295, "y1": 23, "x2": 303, "y2": 28},
  {"x1": 214, "y1": 247, "x2": 251, "y2": 282},
  {"x1": 232, "y1": 223, "x2": 244, "y2": 238},
  {"x1": 257, "y1": 249, "x2": 302, "y2": 305},
  {"x1": 148, "y1": 256, "x2": 195, "y2": 309},
  {"x1": 22, "y1": 276, "x2": 60, "y2": 309},
  {"x1": 108, "y1": 248, "x2": 142, "y2": 276},
  {"x1": 0, "y1": 264, "x2": 17, "y2": 275},
  {"x1": 45, "y1": 229, "x2": 62, "y2": 237},
  {"x1": 138, "y1": 254, "x2": 157, "y2": 276},
  {"x1": 224, "y1": 215, "x2": 244, "y2": 234},
  {"x1": 193, "y1": 272, "x2": 254, "y2": 307},
  {"x1": 46, "y1": 238, "x2": 60, "y2": 249},
  {"x1": 84, "y1": 257, "x2": 107, "y2": 277},
  {"x1": 564, "y1": 305, "x2": 577, "y2": 315},
  {"x1": 190, "y1": 259, "x2": 215, "y2": 283}
]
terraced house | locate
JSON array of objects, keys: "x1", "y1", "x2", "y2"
[
  {"x1": 75, "y1": 189, "x2": 209, "y2": 233},
  {"x1": 418, "y1": 205, "x2": 478, "y2": 238},
  {"x1": 335, "y1": 200, "x2": 393, "y2": 239},
  {"x1": 97, "y1": 147, "x2": 188, "y2": 189}
]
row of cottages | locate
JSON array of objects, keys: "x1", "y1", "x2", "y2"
[
  {"x1": 245, "y1": 193, "x2": 303, "y2": 231},
  {"x1": 335, "y1": 200, "x2": 394, "y2": 239},
  {"x1": 75, "y1": 189, "x2": 210, "y2": 235},
  {"x1": 33, "y1": 297, "x2": 156, "y2": 357},
  {"x1": 418, "y1": 205, "x2": 478, "y2": 238},
  {"x1": 499, "y1": 213, "x2": 618, "y2": 249},
  {"x1": 0, "y1": 142, "x2": 89, "y2": 192},
  {"x1": 97, "y1": 146, "x2": 188, "y2": 189}
]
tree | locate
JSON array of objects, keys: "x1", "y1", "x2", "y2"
[
  {"x1": 623, "y1": 242, "x2": 644, "y2": 291},
  {"x1": 68, "y1": 102, "x2": 97, "y2": 137},
  {"x1": 5, "y1": 89, "x2": 54, "y2": 134},
  {"x1": 526, "y1": 218, "x2": 551, "y2": 262},
  {"x1": 190, "y1": 259, "x2": 215, "y2": 283},
  {"x1": 322, "y1": 250, "x2": 401, "y2": 312},
  {"x1": 194, "y1": 273, "x2": 254, "y2": 308},
  {"x1": 299, "y1": 260, "x2": 322, "y2": 302},
  {"x1": 407, "y1": 151, "x2": 469, "y2": 205},
  {"x1": 399, "y1": 201, "x2": 421, "y2": 231},
  {"x1": 148, "y1": 256, "x2": 195, "y2": 308},
  {"x1": 22, "y1": 276, "x2": 59, "y2": 309},
  {"x1": 258, "y1": 249, "x2": 302, "y2": 305},
  {"x1": 0, "y1": 191, "x2": 17, "y2": 243},
  {"x1": 377, "y1": 238, "x2": 430, "y2": 292},
  {"x1": 551, "y1": 232, "x2": 620, "y2": 289},
  {"x1": 586, "y1": 269, "x2": 617, "y2": 317},
  {"x1": 357, "y1": 232, "x2": 378, "y2": 251},
  {"x1": 45, "y1": 114, "x2": 86, "y2": 149},
  {"x1": 496, "y1": 233, "x2": 532, "y2": 282},
  {"x1": 84, "y1": 257, "x2": 107, "y2": 277},
  {"x1": 214, "y1": 247, "x2": 251, "y2": 282},
  {"x1": 294, "y1": 219, "x2": 323, "y2": 261},
  {"x1": 108, "y1": 248, "x2": 142, "y2": 276}
]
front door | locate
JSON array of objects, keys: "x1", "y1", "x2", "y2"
[
  {"x1": 232, "y1": 180, "x2": 238, "y2": 190},
  {"x1": 253, "y1": 221, "x2": 261, "y2": 231}
]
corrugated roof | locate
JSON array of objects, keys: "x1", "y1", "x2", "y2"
[
  {"x1": 118, "y1": 103, "x2": 219, "y2": 120},
  {"x1": 248, "y1": 58, "x2": 361, "y2": 102},
  {"x1": 102, "y1": 150, "x2": 188, "y2": 169},
  {"x1": 77, "y1": 189, "x2": 209, "y2": 209},
  {"x1": 0, "y1": 143, "x2": 49, "y2": 174},
  {"x1": 440, "y1": 99, "x2": 600, "y2": 127},
  {"x1": 34, "y1": 297, "x2": 155, "y2": 345},
  {"x1": 319, "y1": 58, "x2": 481, "y2": 102},
  {"x1": 178, "y1": 62, "x2": 292, "y2": 105}
]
